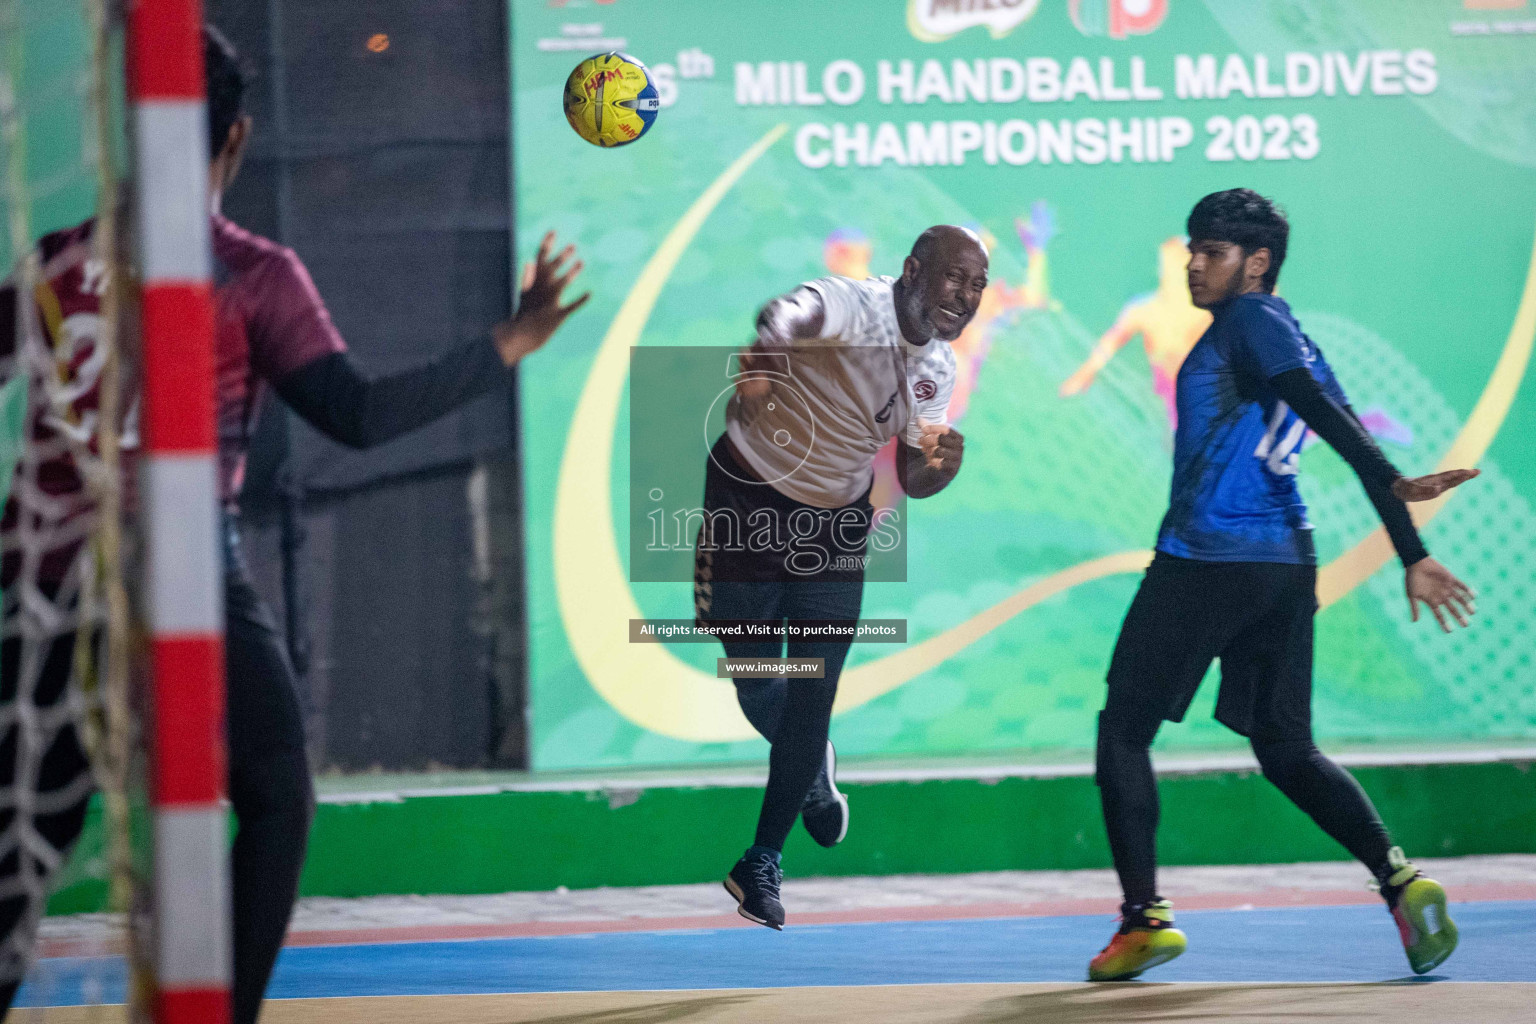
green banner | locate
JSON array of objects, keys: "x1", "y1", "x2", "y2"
[
  {"x1": 0, "y1": 3, "x2": 107, "y2": 271},
  {"x1": 510, "y1": 0, "x2": 1536, "y2": 771}
]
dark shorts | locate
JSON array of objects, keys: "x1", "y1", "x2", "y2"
[
  {"x1": 1104, "y1": 552, "x2": 1317, "y2": 741},
  {"x1": 693, "y1": 434, "x2": 869, "y2": 629}
]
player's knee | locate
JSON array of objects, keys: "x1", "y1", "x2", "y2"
[
  {"x1": 230, "y1": 751, "x2": 315, "y2": 829},
  {"x1": 733, "y1": 677, "x2": 780, "y2": 704},
  {"x1": 1096, "y1": 706, "x2": 1160, "y2": 751},
  {"x1": 732, "y1": 678, "x2": 784, "y2": 739},
  {"x1": 1251, "y1": 736, "x2": 1315, "y2": 787},
  {"x1": 1094, "y1": 711, "x2": 1158, "y2": 791},
  {"x1": 807, "y1": 677, "x2": 838, "y2": 710},
  {"x1": 271, "y1": 768, "x2": 316, "y2": 846},
  {"x1": 786, "y1": 678, "x2": 837, "y2": 719}
]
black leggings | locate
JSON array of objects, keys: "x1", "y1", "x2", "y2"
[
  {"x1": 1097, "y1": 715, "x2": 1393, "y2": 904},
  {"x1": 694, "y1": 436, "x2": 865, "y2": 855},
  {"x1": 0, "y1": 558, "x2": 314, "y2": 1024},
  {"x1": 715, "y1": 573, "x2": 859, "y2": 852},
  {"x1": 1096, "y1": 556, "x2": 1392, "y2": 905},
  {"x1": 724, "y1": 638, "x2": 848, "y2": 853},
  {"x1": 224, "y1": 563, "x2": 315, "y2": 1024}
]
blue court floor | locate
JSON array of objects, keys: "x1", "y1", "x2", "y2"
[{"x1": 18, "y1": 900, "x2": 1535, "y2": 1007}]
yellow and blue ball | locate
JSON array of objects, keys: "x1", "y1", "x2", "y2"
[{"x1": 563, "y1": 52, "x2": 660, "y2": 148}]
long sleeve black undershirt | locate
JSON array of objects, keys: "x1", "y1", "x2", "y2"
[
  {"x1": 1268, "y1": 366, "x2": 1428, "y2": 567},
  {"x1": 272, "y1": 337, "x2": 512, "y2": 450}
]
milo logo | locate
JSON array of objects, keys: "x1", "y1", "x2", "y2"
[{"x1": 907, "y1": 0, "x2": 1042, "y2": 42}]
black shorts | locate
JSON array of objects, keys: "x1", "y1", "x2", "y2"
[
  {"x1": 693, "y1": 434, "x2": 870, "y2": 629},
  {"x1": 1104, "y1": 552, "x2": 1317, "y2": 741},
  {"x1": 694, "y1": 434, "x2": 871, "y2": 585}
]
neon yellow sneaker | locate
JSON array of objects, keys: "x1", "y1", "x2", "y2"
[
  {"x1": 1378, "y1": 847, "x2": 1458, "y2": 975},
  {"x1": 1088, "y1": 899, "x2": 1188, "y2": 981}
]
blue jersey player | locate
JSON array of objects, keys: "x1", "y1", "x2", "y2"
[{"x1": 1088, "y1": 190, "x2": 1480, "y2": 982}]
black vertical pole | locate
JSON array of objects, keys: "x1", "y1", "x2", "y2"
[{"x1": 265, "y1": 0, "x2": 313, "y2": 714}]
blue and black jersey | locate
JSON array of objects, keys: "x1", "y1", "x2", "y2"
[{"x1": 1157, "y1": 293, "x2": 1348, "y2": 566}]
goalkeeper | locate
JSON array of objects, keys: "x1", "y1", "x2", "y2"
[{"x1": 0, "y1": 25, "x2": 587, "y2": 1024}]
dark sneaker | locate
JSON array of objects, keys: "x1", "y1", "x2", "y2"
[
  {"x1": 1376, "y1": 846, "x2": 1458, "y2": 974},
  {"x1": 724, "y1": 849, "x2": 785, "y2": 930},
  {"x1": 801, "y1": 740, "x2": 849, "y2": 848}
]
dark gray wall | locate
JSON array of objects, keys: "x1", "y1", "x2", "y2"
[{"x1": 209, "y1": 0, "x2": 527, "y2": 771}]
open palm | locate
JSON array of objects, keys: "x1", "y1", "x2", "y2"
[
  {"x1": 493, "y1": 231, "x2": 591, "y2": 366},
  {"x1": 1405, "y1": 557, "x2": 1476, "y2": 633},
  {"x1": 1392, "y1": 468, "x2": 1479, "y2": 502}
]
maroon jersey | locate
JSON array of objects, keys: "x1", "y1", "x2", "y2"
[
  {"x1": 212, "y1": 213, "x2": 346, "y2": 504},
  {"x1": 0, "y1": 222, "x2": 121, "y2": 593},
  {"x1": 1, "y1": 215, "x2": 347, "y2": 589}
]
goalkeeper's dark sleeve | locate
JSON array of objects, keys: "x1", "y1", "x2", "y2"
[
  {"x1": 272, "y1": 337, "x2": 512, "y2": 450},
  {"x1": 1269, "y1": 366, "x2": 1428, "y2": 567}
]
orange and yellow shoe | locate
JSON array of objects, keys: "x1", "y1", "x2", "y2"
[
  {"x1": 1088, "y1": 899, "x2": 1188, "y2": 981},
  {"x1": 1378, "y1": 847, "x2": 1458, "y2": 975}
]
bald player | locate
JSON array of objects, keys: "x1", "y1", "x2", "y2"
[{"x1": 696, "y1": 226, "x2": 985, "y2": 929}]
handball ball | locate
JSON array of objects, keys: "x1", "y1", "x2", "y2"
[{"x1": 563, "y1": 52, "x2": 661, "y2": 147}]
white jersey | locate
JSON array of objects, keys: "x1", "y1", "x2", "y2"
[{"x1": 726, "y1": 275, "x2": 956, "y2": 508}]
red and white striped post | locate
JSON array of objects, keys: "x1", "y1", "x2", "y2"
[{"x1": 126, "y1": 2, "x2": 231, "y2": 1022}]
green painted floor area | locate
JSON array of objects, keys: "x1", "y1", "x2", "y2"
[{"x1": 46, "y1": 746, "x2": 1536, "y2": 915}]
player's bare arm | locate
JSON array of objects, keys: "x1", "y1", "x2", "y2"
[
  {"x1": 492, "y1": 230, "x2": 590, "y2": 367},
  {"x1": 736, "y1": 289, "x2": 827, "y2": 399},
  {"x1": 897, "y1": 420, "x2": 963, "y2": 499}
]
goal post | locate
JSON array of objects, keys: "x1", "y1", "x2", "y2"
[
  {"x1": 1, "y1": 0, "x2": 229, "y2": 1018},
  {"x1": 125, "y1": 0, "x2": 231, "y2": 1022}
]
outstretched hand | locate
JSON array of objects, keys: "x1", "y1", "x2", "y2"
[
  {"x1": 1392, "y1": 468, "x2": 1480, "y2": 502},
  {"x1": 1405, "y1": 557, "x2": 1477, "y2": 633},
  {"x1": 493, "y1": 231, "x2": 591, "y2": 366}
]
